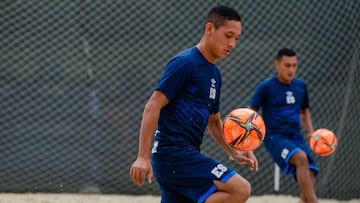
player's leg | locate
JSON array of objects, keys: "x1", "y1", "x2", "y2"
[
  {"x1": 289, "y1": 150, "x2": 318, "y2": 203},
  {"x1": 300, "y1": 170, "x2": 317, "y2": 202},
  {"x1": 263, "y1": 134, "x2": 319, "y2": 203},
  {"x1": 152, "y1": 147, "x2": 250, "y2": 203},
  {"x1": 157, "y1": 179, "x2": 195, "y2": 203},
  {"x1": 300, "y1": 170, "x2": 317, "y2": 201},
  {"x1": 152, "y1": 157, "x2": 197, "y2": 203},
  {"x1": 205, "y1": 173, "x2": 251, "y2": 203},
  {"x1": 294, "y1": 139, "x2": 319, "y2": 203}
]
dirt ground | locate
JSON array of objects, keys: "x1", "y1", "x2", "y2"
[{"x1": 0, "y1": 193, "x2": 359, "y2": 203}]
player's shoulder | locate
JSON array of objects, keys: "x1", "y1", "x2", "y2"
[
  {"x1": 165, "y1": 47, "x2": 198, "y2": 71},
  {"x1": 252, "y1": 77, "x2": 276, "y2": 94},
  {"x1": 259, "y1": 76, "x2": 277, "y2": 86},
  {"x1": 168, "y1": 47, "x2": 213, "y2": 73},
  {"x1": 173, "y1": 47, "x2": 199, "y2": 62},
  {"x1": 292, "y1": 77, "x2": 307, "y2": 86}
]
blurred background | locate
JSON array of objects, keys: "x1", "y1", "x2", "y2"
[{"x1": 1, "y1": 0, "x2": 359, "y2": 200}]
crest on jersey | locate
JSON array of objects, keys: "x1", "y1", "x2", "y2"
[
  {"x1": 209, "y1": 78, "x2": 216, "y2": 99},
  {"x1": 286, "y1": 91, "x2": 295, "y2": 104}
]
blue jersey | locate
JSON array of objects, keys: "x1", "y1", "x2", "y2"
[
  {"x1": 249, "y1": 76, "x2": 309, "y2": 137},
  {"x1": 155, "y1": 47, "x2": 222, "y2": 150},
  {"x1": 152, "y1": 47, "x2": 236, "y2": 203},
  {"x1": 249, "y1": 76, "x2": 318, "y2": 178}
]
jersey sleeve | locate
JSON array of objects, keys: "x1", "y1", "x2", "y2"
[
  {"x1": 248, "y1": 82, "x2": 267, "y2": 111},
  {"x1": 156, "y1": 57, "x2": 193, "y2": 101},
  {"x1": 301, "y1": 83, "x2": 310, "y2": 109},
  {"x1": 211, "y1": 69, "x2": 222, "y2": 114}
]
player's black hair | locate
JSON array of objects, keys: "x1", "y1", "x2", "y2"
[
  {"x1": 206, "y1": 6, "x2": 242, "y2": 29},
  {"x1": 276, "y1": 48, "x2": 297, "y2": 60}
]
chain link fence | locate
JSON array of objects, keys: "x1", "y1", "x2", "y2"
[{"x1": 1, "y1": 0, "x2": 359, "y2": 200}]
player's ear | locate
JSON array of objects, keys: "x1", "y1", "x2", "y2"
[
  {"x1": 204, "y1": 22, "x2": 215, "y2": 35},
  {"x1": 273, "y1": 59, "x2": 279, "y2": 69}
]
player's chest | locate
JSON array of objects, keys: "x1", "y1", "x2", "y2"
[
  {"x1": 267, "y1": 87, "x2": 304, "y2": 106},
  {"x1": 185, "y1": 69, "x2": 220, "y2": 99}
]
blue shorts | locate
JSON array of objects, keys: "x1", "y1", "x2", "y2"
[
  {"x1": 151, "y1": 144, "x2": 236, "y2": 203},
  {"x1": 264, "y1": 133, "x2": 319, "y2": 178}
]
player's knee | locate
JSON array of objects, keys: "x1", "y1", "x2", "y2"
[
  {"x1": 233, "y1": 178, "x2": 251, "y2": 202},
  {"x1": 214, "y1": 175, "x2": 252, "y2": 202},
  {"x1": 242, "y1": 181, "x2": 252, "y2": 199},
  {"x1": 291, "y1": 150, "x2": 309, "y2": 166}
]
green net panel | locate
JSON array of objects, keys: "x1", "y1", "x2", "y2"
[{"x1": 1, "y1": 0, "x2": 359, "y2": 200}]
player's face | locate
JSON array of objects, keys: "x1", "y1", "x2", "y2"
[
  {"x1": 275, "y1": 56, "x2": 298, "y2": 84},
  {"x1": 209, "y1": 20, "x2": 242, "y2": 61}
]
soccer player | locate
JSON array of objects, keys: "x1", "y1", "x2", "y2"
[
  {"x1": 129, "y1": 6, "x2": 258, "y2": 203},
  {"x1": 248, "y1": 48, "x2": 319, "y2": 203}
]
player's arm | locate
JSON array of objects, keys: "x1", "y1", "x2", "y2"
[
  {"x1": 207, "y1": 112, "x2": 236, "y2": 155},
  {"x1": 207, "y1": 113, "x2": 258, "y2": 171},
  {"x1": 130, "y1": 90, "x2": 169, "y2": 186},
  {"x1": 300, "y1": 108, "x2": 314, "y2": 138},
  {"x1": 247, "y1": 106, "x2": 258, "y2": 112}
]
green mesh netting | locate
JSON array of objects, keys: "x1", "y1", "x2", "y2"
[{"x1": 1, "y1": 0, "x2": 359, "y2": 200}]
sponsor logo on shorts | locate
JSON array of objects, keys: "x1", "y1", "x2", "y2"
[
  {"x1": 211, "y1": 164, "x2": 228, "y2": 178},
  {"x1": 281, "y1": 148, "x2": 289, "y2": 159}
]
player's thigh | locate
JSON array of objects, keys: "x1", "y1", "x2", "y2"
[
  {"x1": 152, "y1": 150, "x2": 237, "y2": 202},
  {"x1": 293, "y1": 138, "x2": 319, "y2": 175},
  {"x1": 264, "y1": 135, "x2": 300, "y2": 174},
  {"x1": 158, "y1": 180, "x2": 195, "y2": 203},
  {"x1": 289, "y1": 150, "x2": 309, "y2": 165},
  {"x1": 213, "y1": 173, "x2": 251, "y2": 194}
]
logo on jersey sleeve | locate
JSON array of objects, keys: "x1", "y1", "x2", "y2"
[
  {"x1": 209, "y1": 78, "x2": 216, "y2": 100},
  {"x1": 151, "y1": 130, "x2": 160, "y2": 153},
  {"x1": 286, "y1": 91, "x2": 295, "y2": 104}
]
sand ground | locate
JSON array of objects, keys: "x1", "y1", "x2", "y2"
[{"x1": 0, "y1": 193, "x2": 359, "y2": 203}]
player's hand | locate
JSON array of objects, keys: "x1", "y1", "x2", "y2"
[
  {"x1": 129, "y1": 157, "x2": 153, "y2": 186},
  {"x1": 242, "y1": 151, "x2": 258, "y2": 171},
  {"x1": 229, "y1": 150, "x2": 258, "y2": 171},
  {"x1": 306, "y1": 131, "x2": 314, "y2": 142}
]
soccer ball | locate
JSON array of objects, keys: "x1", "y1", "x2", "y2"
[
  {"x1": 223, "y1": 108, "x2": 266, "y2": 151},
  {"x1": 309, "y1": 128, "x2": 338, "y2": 156}
]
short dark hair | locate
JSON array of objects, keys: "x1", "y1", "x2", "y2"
[
  {"x1": 275, "y1": 48, "x2": 297, "y2": 60},
  {"x1": 206, "y1": 6, "x2": 242, "y2": 29}
]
